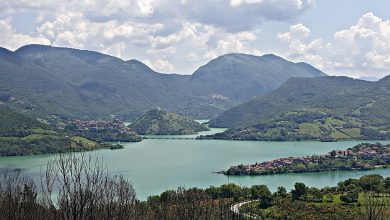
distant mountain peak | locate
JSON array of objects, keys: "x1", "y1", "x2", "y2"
[
  {"x1": 15, "y1": 44, "x2": 53, "y2": 53},
  {"x1": 260, "y1": 53, "x2": 285, "y2": 60}
]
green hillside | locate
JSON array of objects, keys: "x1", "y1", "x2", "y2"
[
  {"x1": 0, "y1": 108, "x2": 109, "y2": 156},
  {"x1": 129, "y1": 109, "x2": 209, "y2": 135},
  {"x1": 205, "y1": 76, "x2": 390, "y2": 141},
  {"x1": 0, "y1": 45, "x2": 325, "y2": 121}
]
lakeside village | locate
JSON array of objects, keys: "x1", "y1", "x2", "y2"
[
  {"x1": 68, "y1": 119, "x2": 132, "y2": 133},
  {"x1": 223, "y1": 143, "x2": 390, "y2": 176}
]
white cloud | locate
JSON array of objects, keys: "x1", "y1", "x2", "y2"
[
  {"x1": 277, "y1": 23, "x2": 328, "y2": 69},
  {"x1": 0, "y1": 0, "x2": 317, "y2": 74},
  {"x1": 277, "y1": 13, "x2": 390, "y2": 78},
  {"x1": 203, "y1": 31, "x2": 260, "y2": 59},
  {"x1": 186, "y1": 52, "x2": 198, "y2": 61},
  {"x1": 278, "y1": 23, "x2": 311, "y2": 41},
  {"x1": 0, "y1": 17, "x2": 50, "y2": 50},
  {"x1": 333, "y1": 13, "x2": 390, "y2": 71},
  {"x1": 229, "y1": 0, "x2": 264, "y2": 7},
  {"x1": 144, "y1": 59, "x2": 175, "y2": 72}
]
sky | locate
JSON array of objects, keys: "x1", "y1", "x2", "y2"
[{"x1": 1, "y1": 0, "x2": 390, "y2": 78}]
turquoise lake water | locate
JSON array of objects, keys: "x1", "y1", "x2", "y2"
[{"x1": 1, "y1": 128, "x2": 389, "y2": 201}]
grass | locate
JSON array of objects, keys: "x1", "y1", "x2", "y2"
[
  {"x1": 30, "y1": 128, "x2": 58, "y2": 135},
  {"x1": 330, "y1": 130, "x2": 351, "y2": 140},
  {"x1": 299, "y1": 123, "x2": 322, "y2": 137},
  {"x1": 70, "y1": 136, "x2": 99, "y2": 149},
  {"x1": 339, "y1": 128, "x2": 361, "y2": 139},
  {"x1": 325, "y1": 117, "x2": 346, "y2": 126}
]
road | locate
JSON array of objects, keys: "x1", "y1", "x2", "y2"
[{"x1": 230, "y1": 200, "x2": 259, "y2": 219}]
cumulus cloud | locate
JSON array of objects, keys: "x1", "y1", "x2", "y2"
[
  {"x1": 277, "y1": 23, "x2": 330, "y2": 69},
  {"x1": 0, "y1": 0, "x2": 317, "y2": 73},
  {"x1": 0, "y1": 17, "x2": 49, "y2": 50},
  {"x1": 333, "y1": 13, "x2": 390, "y2": 72},
  {"x1": 277, "y1": 13, "x2": 390, "y2": 78},
  {"x1": 203, "y1": 31, "x2": 261, "y2": 59},
  {"x1": 144, "y1": 59, "x2": 175, "y2": 72}
]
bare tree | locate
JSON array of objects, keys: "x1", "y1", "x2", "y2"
[
  {"x1": 41, "y1": 152, "x2": 137, "y2": 220},
  {"x1": 363, "y1": 191, "x2": 390, "y2": 220},
  {"x1": 0, "y1": 169, "x2": 40, "y2": 220}
]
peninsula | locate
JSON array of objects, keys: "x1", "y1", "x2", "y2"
[{"x1": 224, "y1": 143, "x2": 390, "y2": 176}]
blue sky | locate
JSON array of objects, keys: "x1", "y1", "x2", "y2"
[{"x1": 1, "y1": 0, "x2": 389, "y2": 78}]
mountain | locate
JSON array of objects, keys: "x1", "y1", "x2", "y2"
[
  {"x1": 0, "y1": 45, "x2": 325, "y2": 121},
  {"x1": 128, "y1": 108, "x2": 209, "y2": 135},
  {"x1": 190, "y1": 53, "x2": 326, "y2": 101},
  {"x1": 205, "y1": 76, "x2": 390, "y2": 141}
]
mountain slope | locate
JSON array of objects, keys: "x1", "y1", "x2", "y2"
[
  {"x1": 0, "y1": 45, "x2": 326, "y2": 120},
  {"x1": 128, "y1": 109, "x2": 209, "y2": 135},
  {"x1": 206, "y1": 76, "x2": 390, "y2": 141}
]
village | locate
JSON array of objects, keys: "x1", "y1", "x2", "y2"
[
  {"x1": 225, "y1": 143, "x2": 390, "y2": 175},
  {"x1": 68, "y1": 119, "x2": 132, "y2": 133}
]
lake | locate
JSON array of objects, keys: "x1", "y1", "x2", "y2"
[{"x1": 1, "y1": 128, "x2": 390, "y2": 201}]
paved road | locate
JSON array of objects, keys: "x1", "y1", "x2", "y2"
[{"x1": 230, "y1": 200, "x2": 259, "y2": 219}]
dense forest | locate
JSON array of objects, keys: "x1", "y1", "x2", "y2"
[
  {"x1": 1, "y1": 153, "x2": 389, "y2": 220},
  {"x1": 129, "y1": 108, "x2": 209, "y2": 135}
]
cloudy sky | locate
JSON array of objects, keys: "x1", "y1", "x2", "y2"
[{"x1": 1, "y1": 0, "x2": 389, "y2": 78}]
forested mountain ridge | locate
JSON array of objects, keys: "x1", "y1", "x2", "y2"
[
  {"x1": 205, "y1": 76, "x2": 390, "y2": 141},
  {"x1": 128, "y1": 108, "x2": 209, "y2": 135},
  {"x1": 0, "y1": 44, "x2": 325, "y2": 121}
]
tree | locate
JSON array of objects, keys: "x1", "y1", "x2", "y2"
[
  {"x1": 340, "y1": 190, "x2": 359, "y2": 203},
  {"x1": 383, "y1": 177, "x2": 390, "y2": 193},
  {"x1": 359, "y1": 174, "x2": 384, "y2": 192},
  {"x1": 324, "y1": 194, "x2": 334, "y2": 203},
  {"x1": 363, "y1": 191, "x2": 390, "y2": 220},
  {"x1": 274, "y1": 186, "x2": 287, "y2": 198},
  {"x1": 250, "y1": 185, "x2": 273, "y2": 208},
  {"x1": 291, "y1": 182, "x2": 308, "y2": 201},
  {"x1": 308, "y1": 187, "x2": 323, "y2": 203},
  {"x1": 0, "y1": 169, "x2": 40, "y2": 220},
  {"x1": 41, "y1": 152, "x2": 137, "y2": 219}
]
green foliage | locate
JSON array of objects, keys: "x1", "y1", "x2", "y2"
[
  {"x1": 250, "y1": 185, "x2": 273, "y2": 208},
  {"x1": 291, "y1": 182, "x2": 308, "y2": 201},
  {"x1": 359, "y1": 174, "x2": 384, "y2": 192},
  {"x1": 129, "y1": 109, "x2": 209, "y2": 135},
  {"x1": 340, "y1": 190, "x2": 359, "y2": 203}
]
